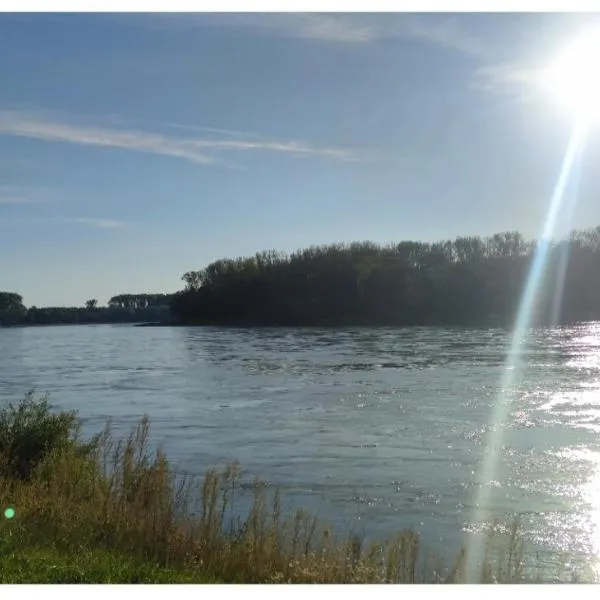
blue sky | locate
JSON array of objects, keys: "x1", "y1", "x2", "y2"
[{"x1": 2, "y1": 12, "x2": 600, "y2": 306}]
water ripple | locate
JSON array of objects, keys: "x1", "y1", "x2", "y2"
[{"x1": 2, "y1": 322, "x2": 600, "y2": 574}]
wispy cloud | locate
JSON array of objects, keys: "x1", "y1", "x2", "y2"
[
  {"x1": 0, "y1": 185, "x2": 47, "y2": 205},
  {"x1": 166, "y1": 123, "x2": 265, "y2": 139},
  {"x1": 468, "y1": 56, "x2": 556, "y2": 104},
  {"x1": 146, "y1": 14, "x2": 547, "y2": 99},
  {"x1": 147, "y1": 13, "x2": 498, "y2": 57},
  {"x1": 399, "y1": 15, "x2": 494, "y2": 59},
  {"x1": 181, "y1": 132, "x2": 352, "y2": 159},
  {"x1": 471, "y1": 62, "x2": 539, "y2": 93},
  {"x1": 115, "y1": 13, "x2": 543, "y2": 103},
  {"x1": 0, "y1": 196, "x2": 34, "y2": 205},
  {"x1": 0, "y1": 110, "x2": 220, "y2": 167},
  {"x1": 0, "y1": 215, "x2": 126, "y2": 230},
  {"x1": 284, "y1": 15, "x2": 531, "y2": 95},
  {"x1": 63, "y1": 217, "x2": 125, "y2": 229},
  {"x1": 144, "y1": 13, "x2": 524, "y2": 96},
  {"x1": 251, "y1": 13, "x2": 377, "y2": 43},
  {"x1": 0, "y1": 110, "x2": 357, "y2": 167},
  {"x1": 142, "y1": 13, "x2": 378, "y2": 43}
]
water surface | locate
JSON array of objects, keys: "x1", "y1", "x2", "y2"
[{"x1": 2, "y1": 323, "x2": 600, "y2": 578}]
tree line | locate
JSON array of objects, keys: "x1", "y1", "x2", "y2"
[
  {"x1": 0, "y1": 293, "x2": 174, "y2": 327},
  {"x1": 170, "y1": 226, "x2": 600, "y2": 327},
  {"x1": 5, "y1": 226, "x2": 600, "y2": 329}
]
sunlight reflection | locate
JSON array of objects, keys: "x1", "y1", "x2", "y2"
[
  {"x1": 465, "y1": 121, "x2": 588, "y2": 581},
  {"x1": 585, "y1": 457, "x2": 600, "y2": 577},
  {"x1": 561, "y1": 447, "x2": 600, "y2": 577}
]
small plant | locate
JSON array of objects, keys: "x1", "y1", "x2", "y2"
[{"x1": 0, "y1": 391, "x2": 95, "y2": 480}]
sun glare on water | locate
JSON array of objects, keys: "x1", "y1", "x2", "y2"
[{"x1": 465, "y1": 30, "x2": 599, "y2": 581}]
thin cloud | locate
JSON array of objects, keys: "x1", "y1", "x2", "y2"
[
  {"x1": 0, "y1": 110, "x2": 357, "y2": 166},
  {"x1": 471, "y1": 61, "x2": 543, "y2": 98},
  {"x1": 126, "y1": 14, "x2": 532, "y2": 99},
  {"x1": 143, "y1": 13, "x2": 378, "y2": 43},
  {"x1": 262, "y1": 13, "x2": 377, "y2": 43},
  {"x1": 0, "y1": 110, "x2": 220, "y2": 167},
  {"x1": 146, "y1": 13, "x2": 497, "y2": 56},
  {"x1": 166, "y1": 122, "x2": 279, "y2": 140},
  {"x1": 0, "y1": 196, "x2": 34, "y2": 204},
  {"x1": 144, "y1": 14, "x2": 524, "y2": 97},
  {"x1": 0, "y1": 215, "x2": 126, "y2": 230},
  {"x1": 63, "y1": 218, "x2": 125, "y2": 229},
  {"x1": 399, "y1": 15, "x2": 493, "y2": 59},
  {"x1": 188, "y1": 138, "x2": 352, "y2": 159},
  {"x1": 165, "y1": 122, "x2": 357, "y2": 159},
  {"x1": 0, "y1": 185, "x2": 57, "y2": 206}
]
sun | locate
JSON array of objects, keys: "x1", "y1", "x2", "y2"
[{"x1": 541, "y1": 28, "x2": 600, "y2": 125}]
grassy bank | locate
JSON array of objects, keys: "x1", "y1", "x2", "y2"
[{"x1": 0, "y1": 393, "x2": 590, "y2": 584}]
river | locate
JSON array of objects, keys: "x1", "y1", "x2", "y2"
[{"x1": 2, "y1": 323, "x2": 600, "y2": 579}]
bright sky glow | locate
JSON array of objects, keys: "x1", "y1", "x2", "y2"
[{"x1": 541, "y1": 28, "x2": 600, "y2": 126}]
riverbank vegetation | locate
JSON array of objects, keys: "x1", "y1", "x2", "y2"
[
  {"x1": 172, "y1": 226, "x2": 600, "y2": 327},
  {"x1": 0, "y1": 293, "x2": 174, "y2": 327},
  {"x1": 0, "y1": 393, "x2": 590, "y2": 583},
  {"x1": 5, "y1": 226, "x2": 600, "y2": 329}
]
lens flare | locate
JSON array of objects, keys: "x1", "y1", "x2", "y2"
[
  {"x1": 464, "y1": 120, "x2": 588, "y2": 581},
  {"x1": 549, "y1": 152, "x2": 582, "y2": 326}
]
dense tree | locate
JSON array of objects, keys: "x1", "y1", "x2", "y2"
[
  {"x1": 85, "y1": 299, "x2": 98, "y2": 310},
  {"x1": 0, "y1": 292, "x2": 27, "y2": 325},
  {"x1": 171, "y1": 226, "x2": 600, "y2": 328},
  {"x1": 0, "y1": 292, "x2": 25, "y2": 313}
]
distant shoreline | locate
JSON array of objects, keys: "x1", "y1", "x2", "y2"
[
  {"x1": 2, "y1": 318, "x2": 594, "y2": 331},
  {"x1": 1, "y1": 321, "x2": 147, "y2": 328}
]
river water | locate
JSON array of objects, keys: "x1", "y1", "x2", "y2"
[{"x1": 2, "y1": 323, "x2": 600, "y2": 579}]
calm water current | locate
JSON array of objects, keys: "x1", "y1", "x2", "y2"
[{"x1": 2, "y1": 323, "x2": 600, "y2": 579}]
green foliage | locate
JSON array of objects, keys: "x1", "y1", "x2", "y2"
[
  {"x1": 0, "y1": 292, "x2": 25, "y2": 312},
  {"x1": 0, "y1": 541, "x2": 216, "y2": 583},
  {"x1": 0, "y1": 291, "x2": 27, "y2": 325},
  {"x1": 0, "y1": 392, "x2": 94, "y2": 480},
  {"x1": 172, "y1": 226, "x2": 600, "y2": 327}
]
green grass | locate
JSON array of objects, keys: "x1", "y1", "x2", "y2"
[
  {"x1": 0, "y1": 542, "x2": 218, "y2": 583},
  {"x1": 0, "y1": 392, "x2": 593, "y2": 584}
]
